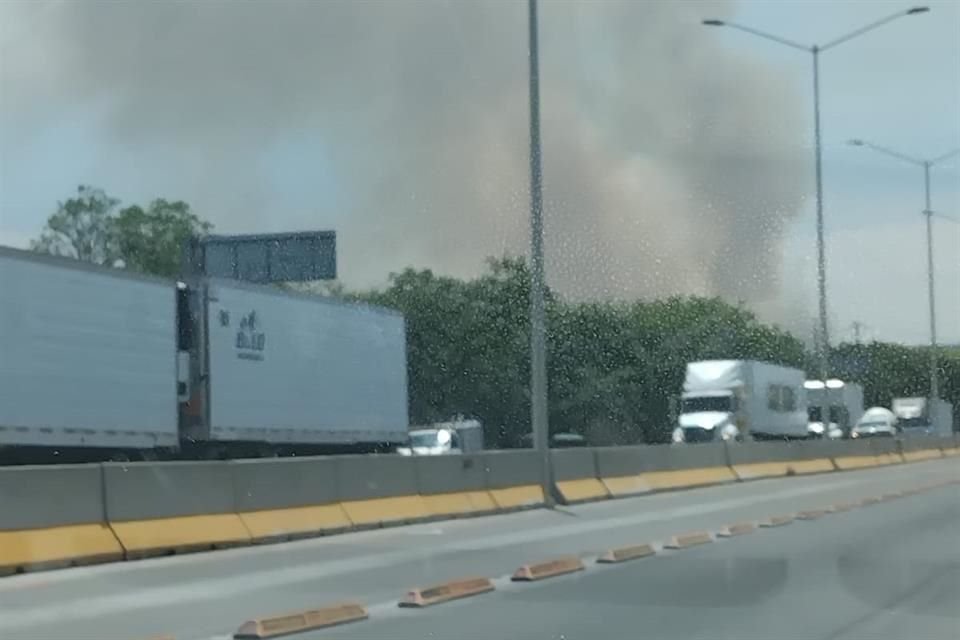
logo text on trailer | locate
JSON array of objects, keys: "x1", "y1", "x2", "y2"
[{"x1": 235, "y1": 310, "x2": 266, "y2": 361}]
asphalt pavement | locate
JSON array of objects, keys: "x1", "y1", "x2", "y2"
[
  {"x1": 322, "y1": 478, "x2": 960, "y2": 640},
  {"x1": 0, "y1": 458, "x2": 956, "y2": 640}
]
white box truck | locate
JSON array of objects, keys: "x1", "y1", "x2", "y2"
[
  {"x1": 672, "y1": 360, "x2": 808, "y2": 443},
  {"x1": 804, "y1": 379, "x2": 864, "y2": 439},
  {"x1": 892, "y1": 397, "x2": 955, "y2": 437}
]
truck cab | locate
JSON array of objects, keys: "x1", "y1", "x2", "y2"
[
  {"x1": 396, "y1": 418, "x2": 484, "y2": 456},
  {"x1": 397, "y1": 428, "x2": 461, "y2": 456},
  {"x1": 674, "y1": 391, "x2": 742, "y2": 443}
]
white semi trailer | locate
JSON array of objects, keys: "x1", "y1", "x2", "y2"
[
  {"x1": 804, "y1": 379, "x2": 865, "y2": 439},
  {"x1": 672, "y1": 360, "x2": 808, "y2": 443},
  {"x1": 0, "y1": 246, "x2": 409, "y2": 463}
]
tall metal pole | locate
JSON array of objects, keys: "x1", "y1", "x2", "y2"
[
  {"x1": 923, "y1": 161, "x2": 938, "y2": 399},
  {"x1": 702, "y1": 8, "x2": 931, "y2": 438},
  {"x1": 527, "y1": 0, "x2": 553, "y2": 506},
  {"x1": 847, "y1": 141, "x2": 957, "y2": 399},
  {"x1": 811, "y1": 46, "x2": 831, "y2": 431}
]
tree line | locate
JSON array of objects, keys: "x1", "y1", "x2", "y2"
[{"x1": 30, "y1": 187, "x2": 960, "y2": 446}]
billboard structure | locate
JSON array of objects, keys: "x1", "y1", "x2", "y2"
[{"x1": 181, "y1": 231, "x2": 336, "y2": 283}]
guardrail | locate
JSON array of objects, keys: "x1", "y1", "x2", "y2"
[{"x1": 1, "y1": 435, "x2": 957, "y2": 575}]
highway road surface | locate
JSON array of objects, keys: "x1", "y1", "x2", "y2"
[{"x1": 0, "y1": 459, "x2": 957, "y2": 640}]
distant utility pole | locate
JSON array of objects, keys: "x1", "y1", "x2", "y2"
[{"x1": 851, "y1": 321, "x2": 864, "y2": 345}]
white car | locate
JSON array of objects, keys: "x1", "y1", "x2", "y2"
[{"x1": 851, "y1": 407, "x2": 898, "y2": 439}]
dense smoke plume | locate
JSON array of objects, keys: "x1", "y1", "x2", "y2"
[{"x1": 2, "y1": 0, "x2": 808, "y2": 306}]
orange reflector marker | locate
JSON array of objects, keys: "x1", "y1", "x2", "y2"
[
  {"x1": 759, "y1": 515, "x2": 795, "y2": 527},
  {"x1": 664, "y1": 531, "x2": 713, "y2": 549},
  {"x1": 234, "y1": 603, "x2": 368, "y2": 638},
  {"x1": 597, "y1": 543, "x2": 656, "y2": 564},
  {"x1": 797, "y1": 509, "x2": 829, "y2": 520},
  {"x1": 512, "y1": 556, "x2": 584, "y2": 581},
  {"x1": 399, "y1": 577, "x2": 494, "y2": 608},
  {"x1": 716, "y1": 522, "x2": 756, "y2": 537}
]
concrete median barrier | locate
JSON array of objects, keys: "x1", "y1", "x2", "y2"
[
  {"x1": 0, "y1": 464, "x2": 122, "y2": 574},
  {"x1": 336, "y1": 455, "x2": 427, "y2": 527},
  {"x1": 414, "y1": 454, "x2": 495, "y2": 517},
  {"x1": 482, "y1": 451, "x2": 545, "y2": 510},
  {"x1": 726, "y1": 441, "x2": 836, "y2": 480},
  {"x1": 232, "y1": 457, "x2": 350, "y2": 541},
  {"x1": 830, "y1": 439, "x2": 884, "y2": 469},
  {"x1": 868, "y1": 437, "x2": 903, "y2": 465},
  {"x1": 899, "y1": 436, "x2": 947, "y2": 462},
  {"x1": 594, "y1": 443, "x2": 733, "y2": 495},
  {"x1": 635, "y1": 443, "x2": 735, "y2": 490},
  {"x1": 103, "y1": 461, "x2": 250, "y2": 557},
  {"x1": 550, "y1": 449, "x2": 608, "y2": 504},
  {"x1": 593, "y1": 447, "x2": 651, "y2": 497}
]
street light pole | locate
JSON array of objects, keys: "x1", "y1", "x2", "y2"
[
  {"x1": 702, "y1": 6, "x2": 929, "y2": 431},
  {"x1": 811, "y1": 45, "x2": 828, "y2": 386},
  {"x1": 923, "y1": 162, "x2": 937, "y2": 399},
  {"x1": 848, "y1": 139, "x2": 960, "y2": 400},
  {"x1": 527, "y1": 0, "x2": 553, "y2": 506}
]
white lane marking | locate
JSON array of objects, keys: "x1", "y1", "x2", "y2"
[
  {"x1": 0, "y1": 477, "x2": 862, "y2": 632},
  {"x1": 404, "y1": 527, "x2": 446, "y2": 536}
]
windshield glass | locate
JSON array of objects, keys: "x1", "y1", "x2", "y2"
[
  {"x1": 682, "y1": 396, "x2": 733, "y2": 413},
  {"x1": 857, "y1": 421, "x2": 890, "y2": 429},
  {"x1": 409, "y1": 432, "x2": 442, "y2": 448},
  {"x1": 2, "y1": 2, "x2": 959, "y2": 639}
]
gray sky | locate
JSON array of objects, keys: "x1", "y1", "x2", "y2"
[{"x1": 1, "y1": 0, "x2": 957, "y2": 346}]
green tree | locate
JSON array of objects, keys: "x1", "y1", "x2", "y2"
[
  {"x1": 32, "y1": 187, "x2": 212, "y2": 278},
  {"x1": 113, "y1": 199, "x2": 212, "y2": 277},
  {"x1": 361, "y1": 257, "x2": 533, "y2": 447},
  {"x1": 30, "y1": 185, "x2": 121, "y2": 265},
  {"x1": 831, "y1": 341, "x2": 959, "y2": 424},
  {"x1": 358, "y1": 256, "x2": 810, "y2": 447}
]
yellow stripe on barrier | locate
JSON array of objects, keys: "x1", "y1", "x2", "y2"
[
  {"x1": 464, "y1": 490, "x2": 498, "y2": 513},
  {"x1": 731, "y1": 462, "x2": 790, "y2": 481},
  {"x1": 421, "y1": 492, "x2": 474, "y2": 518},
  {"x1": 488, "y1": 485, "x2": 544, "y2": 510},
  {"x1": 339, "y1": 495, "x2": 429, "y2": 527},
  {"x1": 639, "y1": 466, "x2": 736, "y2": 490},
  {"x1": 239, "y1": 504, "x2": 351, "y2": 541},
  {"x1": 110, "y1": 514, "x2": 251, "y2": 557},
  {"x1": 600, "y1": 475, "x2": 651, "y2": 497},
  {"x1": 555, "y1": 478, "x2": 609, "y2": 503},
  {"x1": 832, "y1": 455, "x2": 878, "y2": 470},
  {"x1": 902, "y1": 449, "x2": 943, "y2": 462},
  {"x1": 785, "y1": 458, "x2": 835, "y2": 474},
  {"x1": 0, "y1": 524, "x2": 123, "y2": 574}
]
